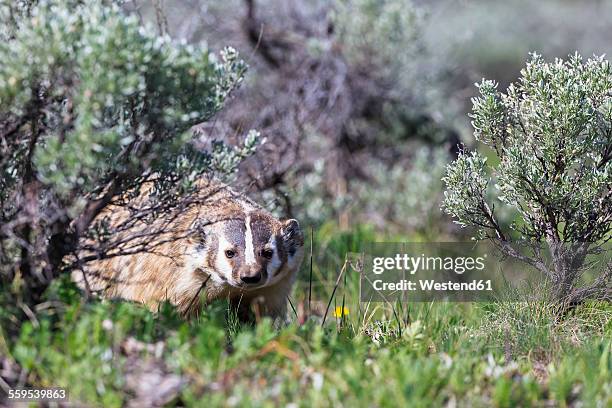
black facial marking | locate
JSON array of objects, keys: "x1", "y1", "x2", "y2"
[
  {"x1": 274, "y1": 234, "x2": 287, "y2": 276},
  {"x1": 249, "y1": 212, "x2": 274, "y2": 249},
  {"x1": 223, "y1": 219, "x2": 246, "y2": 248},
  {"x1": 245, "y1": 212, "x2": 277, "y2": 281}
]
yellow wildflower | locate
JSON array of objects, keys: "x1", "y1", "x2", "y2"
[{"x1": 333, "y1": 306, "x2": 349, "y2": 318}]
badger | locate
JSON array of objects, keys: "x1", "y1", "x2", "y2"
[{"x1": 72, "y1": 178, "x2": 304, "y2": 320}]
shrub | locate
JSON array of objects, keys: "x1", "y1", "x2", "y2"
[
  {"x1": 443, "y1": 53, "x2": 611, "y2": 306},
  {"x1": 0, "y1": 0, "x2": 256, "y2": 300}
]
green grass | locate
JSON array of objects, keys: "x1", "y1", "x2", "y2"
[{"x1": 1, "y1": 225, "x2": 611, "y2": 407}]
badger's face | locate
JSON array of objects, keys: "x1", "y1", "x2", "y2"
[{"x1": 202, "y1": 212, "x2": 304, "y2": 289}]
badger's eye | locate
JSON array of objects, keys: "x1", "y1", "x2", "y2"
[
  {"x1": 261, "y1": 248, "x2": 273, "y2": 259},
  {"x1": 225, "y1": 249, "x2": 236, "y2": 259}
]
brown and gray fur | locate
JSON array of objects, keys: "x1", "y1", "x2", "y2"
[{"x1": 72, "y1": 178, "x2": 304, "y2": 320}]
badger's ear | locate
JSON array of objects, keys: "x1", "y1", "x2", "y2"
[{"x1": 281, "y1": 219, "x2": 304, "y2": 256}]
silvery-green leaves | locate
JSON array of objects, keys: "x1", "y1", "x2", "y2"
[
  {"x1": 442, "y1": 150, "x2": 493, "y2": 239},
  {"x1": 0, "y1": 0, "x2": 247, "y2": 196},
  {"x1": 444, "y1": 53, "x2": 611, "y2": 243}
]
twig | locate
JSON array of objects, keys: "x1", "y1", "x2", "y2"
[
  {"x1": 308, "y1": 226, "x2": 313, "y2": 315},
  {"x1": 287, "y1": 295, "x2": 298, "y2": 320}
]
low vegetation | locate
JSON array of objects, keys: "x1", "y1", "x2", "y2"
[{"x1": 1, "y1": 227, "x2": 610, "y2": 406}]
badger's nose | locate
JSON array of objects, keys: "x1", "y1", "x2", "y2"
[{"x1": 240, "y1": 272, "x2": 262, "y2": 284}]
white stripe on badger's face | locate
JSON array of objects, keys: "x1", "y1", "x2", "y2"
[
  {"x1": 215, "y1": 234, "x2": 235, "y2": 283},
  {"x1": 244, "y1": 214, "x2": 256, "y2": 266}
]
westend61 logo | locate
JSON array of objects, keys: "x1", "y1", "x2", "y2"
[{"x1": 361, "y1": 243, "x2": 522, "y2": 302}]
